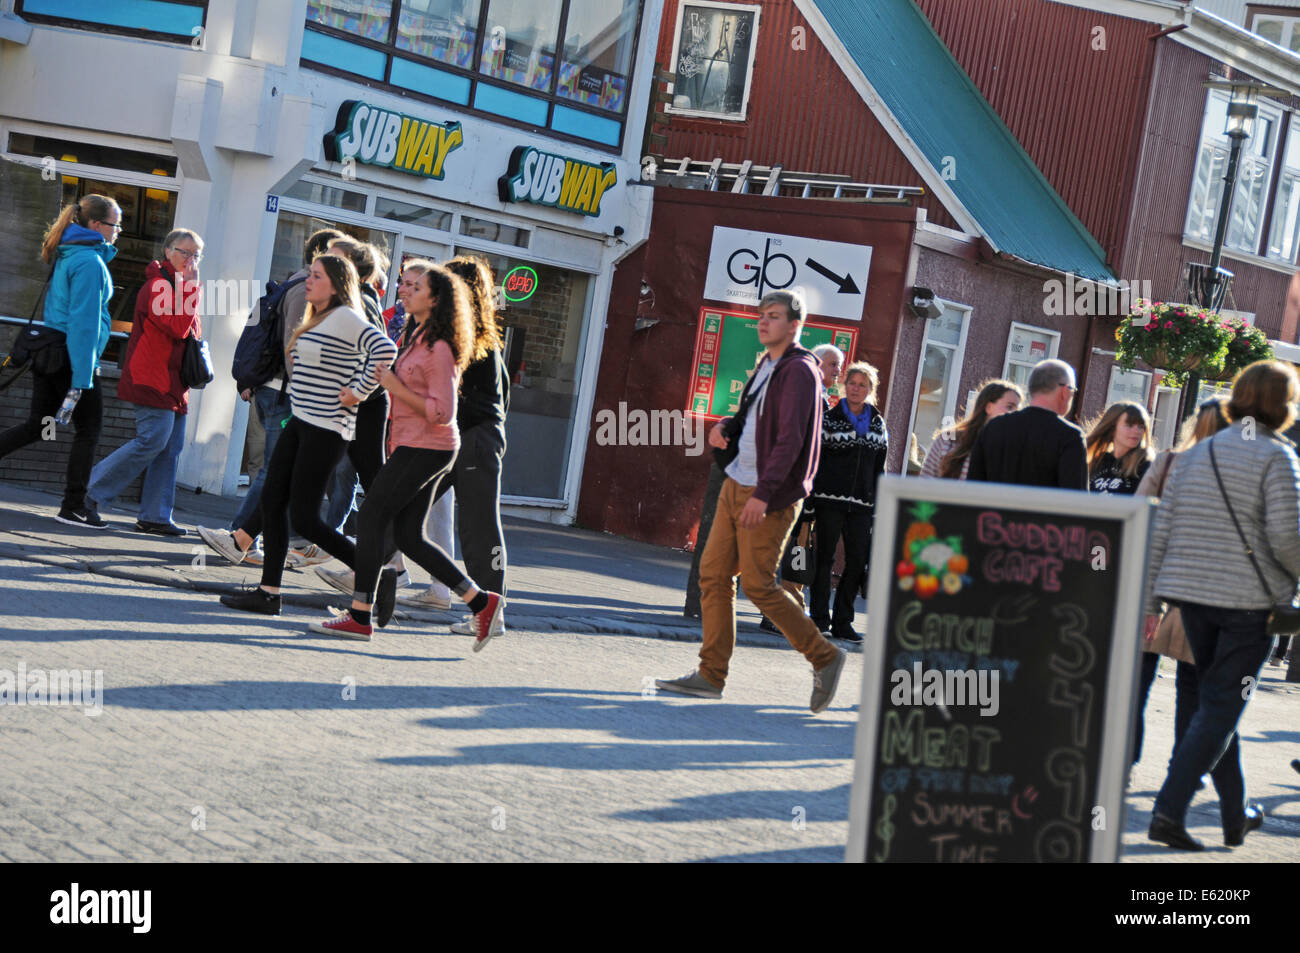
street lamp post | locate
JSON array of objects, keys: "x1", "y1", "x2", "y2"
[{"x1": 1181, "y1": 80, "x2": 1263, "y2": 423}]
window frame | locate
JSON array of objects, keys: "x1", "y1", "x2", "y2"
[
  {"x1": 1105, "y1": 365, "x2": 1152, "y2": 407},
  {"x1": 14, "y1": 0, "x2": 208, "y2": 46},
  {"x1": 301, "y1": 0, "x2": 646, "y2": 153},
  {"x1": 907, "y1": 299, "x2": 972, "y2": 461},
  {"x1": 664, "y1": 0, "x2": 761, "y2": 123},
  {"x1": 1001, "y1": 321, "x2": 1061, "y2": 386},
  {"x1": 1185, "y1": 87, "x2": 1286, "y2": 257},
  {"x1": 1248, "y1": 7, "x2": 1300, "y2": 52}
]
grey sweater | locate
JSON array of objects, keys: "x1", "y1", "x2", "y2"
[{"x1": 1145, "y1": 423, "x2": 1300, "y2": 613}]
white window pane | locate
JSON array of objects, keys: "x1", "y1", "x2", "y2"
[
  {"x1": 913, "y1": 344, "x2": 953, "y2": 458},
  {"x1": 479, "y1": 0, "x2": 563, "y2": 91},
  {"x1": 308, "y1": 0, "x2": 392, "y2": 41},
  {"x1": 1107, "y1": 367, "x2": 1150, "y2": 405},
  {"x1": 1007, "y1": 326, "x2": 1054, "y2": 364},
  {"x1": 397, "y1": 0, "x2": 482, "y2": 69},
  {"x1": 928, "y1": 304, "x2": 964, "y2": 347},
  {"x1": 1266, "y1": 173, "x2": 1300, "y2": 261},
  {"x1": 1227, "y1": 160, "x2": 1268, "y2": 251},
  {"x1": 1186, "y1": 147, "x2": 1225, "y2": 242},
  {"x1": 559, "y1": 0, "x2": 638, "y2": 113},
  {"x1": 1258, "y1": 18, "x2": 1285, "y2": 45}
]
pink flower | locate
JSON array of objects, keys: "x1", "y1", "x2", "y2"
[
  {"x1": 1145, "y1": 322, "x2": 1158, "y2": 331},
  {"x1": 1164, "y1": 321, "x2": 1174, "y2": 329}
]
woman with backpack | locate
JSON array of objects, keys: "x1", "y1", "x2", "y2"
[
  {"x1": 1145, "y1": 360, "x2": 1300, "y2": 851},
  {"x1": 218, "y1": 253, "x2": 396, "y2": 616},
  {"x1": 0, "y1": 194, "x2": 120, "y2": 527},
  {"x1": 84, "y1": 228, "x2": 204, "y2": 535},
  {"x1": 309, "y1": 260, "x2": 505, "y2": 650}
]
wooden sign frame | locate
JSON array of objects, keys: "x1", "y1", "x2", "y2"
[{"x1": 845, "y1": 476, "x2": 1155, "y2": 863}]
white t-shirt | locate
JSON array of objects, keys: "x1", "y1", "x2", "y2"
[{"x1": 725, "y1": 358, "x2": 775, "y2": 487}]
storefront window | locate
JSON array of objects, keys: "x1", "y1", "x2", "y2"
[
  {"x1": 667, "y1": 1, "x2": 759, "y2": 120},
  {"x1": 283, "y1": 179, "x2": 368, "y2": 212},
  {"x1": 459, "y1": 215, "x2": 530, "y2": 247},
  {"x1": 478, "y1": 0, "x2": 562, "y2": 92},
  {"x1": 458, "y1": 247, "x2": 590, "y2": 500},
  {"x1": 307, "y1": 0, "x2": 392, "y2": 42},
  {"x1": 1106, "y1": 366, "x2": 1150, "y2": 406},
  {"x1": 397, "y1": 0, "x2": 481, "y2": 68},
  {"x1": 270, "y1": 210, "x2": 397, "y2": 286},
  {"x1": 375, "y1": 197, "x2": 453, "y2": 231},
  {"x1": 557, "y1": 0, "x2": 637, "y2": 114}
]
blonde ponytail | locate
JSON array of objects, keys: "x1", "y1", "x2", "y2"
[{"x1": 41, "y1": 194, "x2": 119, "y2": 265}]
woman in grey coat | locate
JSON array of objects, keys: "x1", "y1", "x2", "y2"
[{"x1": 1143, "y1": 360, "x2": 1300, "y2": 851}]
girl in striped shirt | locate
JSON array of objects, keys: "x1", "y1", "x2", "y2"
[
  {"x1": 309, "y1": 260, "x2": 505, "y2": 648},
  {"x1": 220, "y1": 254, "x2": 396, "y2": 616}
]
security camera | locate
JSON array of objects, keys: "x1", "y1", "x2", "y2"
[{"x1": 908, "y1": 286, "x2": 943, "y2": 319}]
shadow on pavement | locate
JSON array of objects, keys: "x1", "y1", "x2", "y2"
[{"x1": 611, "y1": 783, "x2": 852, "y2": 823}]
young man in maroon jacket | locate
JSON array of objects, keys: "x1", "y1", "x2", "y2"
[{"x1": 657, "y1": 291, "x2": 847, "y2": 713}]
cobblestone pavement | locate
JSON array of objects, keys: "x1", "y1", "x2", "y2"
[{"x1": 1, "y1": 556, "x2": 1295, "y2": 862}]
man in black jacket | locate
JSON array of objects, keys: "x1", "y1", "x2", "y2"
[{"x1": 968, "y1": 359, "x2": 1087, "y2": 489}]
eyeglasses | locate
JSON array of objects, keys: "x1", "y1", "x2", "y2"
[
  {"x1": 171, "y1": 248, "x2": 202, "y2": 262},
  {"x1": 100, "y1": 221, "x2": 123, "y2": 231}
]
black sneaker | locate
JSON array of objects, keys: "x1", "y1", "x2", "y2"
[
  {"x1": 758, "y1": 616, "x2": 779, "y2": 633},
  {"x1": 1224, "y1": 803, "x2": 1265, "y2": 847},
  {"x1": 55, "y1": 504, "x2": 107, "y2": 529},
  {"x1": 375, "y1": 568, "x2": 398, "y2": 629},
  {"x1": 832, "y1": 628, "x2": 864, "y2": 645},
  {"x1": 219, "y1": 585, "x2": 281, "y2": 616},
  {"x1": 135, "y1": 519, "x2": 186, "y2": 537}
]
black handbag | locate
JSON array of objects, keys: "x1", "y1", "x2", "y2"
[
  {"x1": 3, "y1": 269, "x2": 68, "y2": 386},
  {"x1": 1208, "y1": 439, "x2": 1300, "y2": 637},
  {"x1": 180, "y1": 334, "x2": 214, "y2": 389},
  {"x1": 781, "y1": 510, "x2": 818, "y2": 585}
]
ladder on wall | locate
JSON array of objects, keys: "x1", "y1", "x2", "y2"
[{"x1": 652, "y1": 157, "x2": 926, "y2": 203}]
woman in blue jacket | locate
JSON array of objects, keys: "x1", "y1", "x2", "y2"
[{"x1": 0, "y1": 194, "x2": 120, "y2": 527}]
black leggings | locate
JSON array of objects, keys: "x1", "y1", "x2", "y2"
[
  {"x1": 354, "y1": 445, "x2": 471, "y2": 602},
  {"x1": 0, "y1": 364, "x2": 103, "y2": 510},
  {"x1": 259, "y1": 416, "x2": 355, "y2": 589},
  {"x1": 348, "y1": 392, "x2": 389, "y2": 492}
]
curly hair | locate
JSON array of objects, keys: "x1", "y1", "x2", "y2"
[
  {"x1": 399, "y1": 259, "x2": 473, "y2": 372},
  {"x1": 445, "y1": 254, "x2": 504, "y2": 362}
]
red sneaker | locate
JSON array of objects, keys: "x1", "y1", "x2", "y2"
[
  {"x1": 309, "y1": 609, "x2": 372, "y2": 641},
  {"x1": 471, "y1": 592, "x2": 505, "y2": 653}
]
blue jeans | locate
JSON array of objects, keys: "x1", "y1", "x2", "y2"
[
  {"x1": 1153, "y1": 601, "x2": 1274, "y2": 827},
  {"x1": 232, "y1": 385, "x2": 292, "y2": 533},
  {"x1": 1133, "y1": 653, "x2": 1199, "y2": 768},
  {"x1": 88, "y1": 405, "x2": 187, "y2": 523}
]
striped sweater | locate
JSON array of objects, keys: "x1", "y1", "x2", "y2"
[
  {"x1": 1145, "y1": 423, "x2": 1300, "y2": 613},
  {"x1": 287, "y1": 305, "x2": 398, "y2": 440}
]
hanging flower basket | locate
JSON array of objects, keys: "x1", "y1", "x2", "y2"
[
  {"x1": 1114, "y1": 299, "x2": 1230, "y2": 388},
  {"x1": 1210, "y1": 316, "x2": 1274, "y2": 381}
]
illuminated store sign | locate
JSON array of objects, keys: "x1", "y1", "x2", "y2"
[
  {"x1": 498, "y1": 146, "x2": 617, "y2": 217},
  {"x1": 324, "y1": 100, "x2": 463, "y2": 180}
]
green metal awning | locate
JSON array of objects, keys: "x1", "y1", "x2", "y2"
[{"x1": 805, "y1": 0, "x2": 1117, "y2": 283}]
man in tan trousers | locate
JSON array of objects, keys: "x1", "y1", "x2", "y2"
[{"x1": 656, "y1": 291, "x2": 846, "y2": 713}]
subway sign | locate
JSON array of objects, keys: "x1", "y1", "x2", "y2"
[
  {"x1": 498, "y1": 145, "x2": 617, "y2": 217},
  {"x1": 324, "y1": 100, "x2": 463, "y2": 180}
]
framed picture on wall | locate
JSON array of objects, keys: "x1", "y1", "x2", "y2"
[{"x1": 667, "y1": 1, "x2": 760, "y2": 120}]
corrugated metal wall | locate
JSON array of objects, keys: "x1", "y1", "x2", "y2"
[
  {"x1": 655, "y1": 0, "x2": 959, "y2": 230},
  {"x1": 914, "y1": 0, "x2": 1157, "y2": 267}
]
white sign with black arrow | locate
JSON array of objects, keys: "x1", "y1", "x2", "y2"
[{"x1": 702, "y1": 225, "x2": 872, "y2": 322}]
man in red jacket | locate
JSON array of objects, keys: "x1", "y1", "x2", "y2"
[
  {"x1": 86, "y1": 229, "x2": 203, "y2": 534},
  {"x1": 657, "y1": 291, "x2": 847, "y2": 713}
]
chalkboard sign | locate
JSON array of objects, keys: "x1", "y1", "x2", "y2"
[{"x1": 846, "y1": 477, "x2": 1153, "y2": 863}]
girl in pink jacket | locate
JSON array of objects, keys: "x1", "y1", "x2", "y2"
[{"x1": 310, "y1": 261, "x2": 505, "y2": 649}]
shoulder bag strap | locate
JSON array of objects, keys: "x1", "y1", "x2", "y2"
[{"x1": 1207, "y1": 438, "x2": 1276, "y2": 602}]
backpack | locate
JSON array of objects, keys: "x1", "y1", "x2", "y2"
[{"x1": 231, "y1": 275, "x2": 305, "y2": 392}]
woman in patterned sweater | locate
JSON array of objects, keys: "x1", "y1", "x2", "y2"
[{"x1": 807, "y1": 362, "x2": 888, "y2": 643}]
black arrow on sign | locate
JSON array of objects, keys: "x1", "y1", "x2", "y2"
[{"x1": 804, "y1": 258, "x2": 860, "y2": 295}]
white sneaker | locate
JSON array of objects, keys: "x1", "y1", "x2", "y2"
[
  {"x1": 197, "y1": 526, "x2": 247, "y2": 566},
  {"x1": 399, "y1": 586, "x2": 452, "y2": 609},
  {"x1": 449, "y1": 614, "x2": 474, "y2": 635},
  {"x1": 314, "y1": 566, "x2": 355, "y2": 595}
]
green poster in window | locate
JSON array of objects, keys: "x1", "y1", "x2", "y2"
[{"x1": 687, "y1": 308, "x2": 860, "y2": 420}]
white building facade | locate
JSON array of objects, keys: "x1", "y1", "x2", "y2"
[{"x1": 0, "y1": 0, "x2": 660, "y2": 522}]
